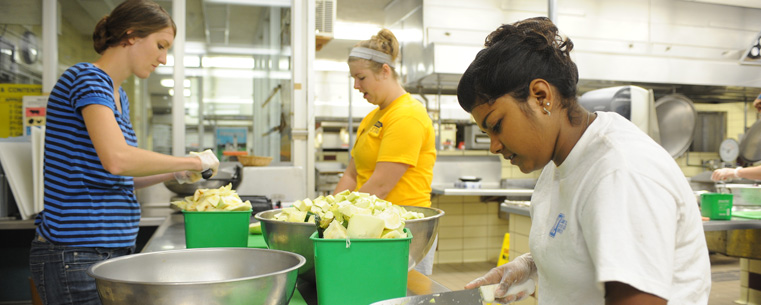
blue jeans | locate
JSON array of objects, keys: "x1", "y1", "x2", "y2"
[{"x1": 29, "y1": 235, "x2": 135, "y2": 305}]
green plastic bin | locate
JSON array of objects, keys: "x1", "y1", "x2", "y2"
[
  {"x1": 310, "y1": 229, "x2": 412, "y2": 305},
  {"x1": 700, "y1": 193, "x2": 732, "y2": 220},
  {"x1": 183, "y1": 210, "x2": 252, "y2": 248}
]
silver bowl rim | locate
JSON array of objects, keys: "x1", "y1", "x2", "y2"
[
  {"x1": 86, "y1": 248, "x2": 306, "y2": 285},
  {"x1": 253, "y1": 205, "x2": 445, "y2": 224}
]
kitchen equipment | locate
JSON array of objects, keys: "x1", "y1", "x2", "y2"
[
  {"x1": 86, "y1": 248, "x2": 305, "y2": 305},
  {"x1": 254, "y1": 205, "x2": 445, "y2": 282},
  {"x1": 239, "y1": 195, "x2": 273, "y2": 215},
  {"x1": 719, "y1": 138, "x2": 740, "y2": 162},
  {"x1": 716, "y1": 184, "x2": 761, "y2": 206},
  {"x1": 183, "y1": 209, "x2": 252, "y2": 248},
  {"x1": 310, "y1": 229, "x2": 412, "y2": 305},
  {"x1": 739, "y1": 119, "x2": 761, "y2": 163},
  {"x1": 163, "y1": 162, "x2": 242, "y2": 196},
  {"x1": 464, "y1": 124, "x2": 490, "y2": 150},
  {"x1": 255, "y1": 209, "x2": 318, "y2": 283},
  {"x1": 654, "y1": 94, "x2": 697, "y2": 158},
  {"x1": 432, "y1": 155, "x2": 502, "y2": 189},
  {"x1": 700, "y1": 193, "x2": 732, "y2": 220},
  {"x1": 236, "y1": 166, "x2": 306, "y2": 203},
  {"x1": 370, "y1": 280, "x2": 535, "y2": 305},
  {"x1": 578, "y1": 85, "x2": 659, "y2": 141},
  {"x1": 455, "y1": 176, "x2": 482, "y2": 189}
]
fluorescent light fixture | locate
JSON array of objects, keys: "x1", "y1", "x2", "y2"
[
  {"x1": 314, "y1": 59, "x2": 349, "y2": 72},
  {"x1": 333, "y1": 22, "x2": 382, "y2": 41},
  {"x1": 202, "y1": 56, "x2": 256, "y2": 69},
  {"x1": 204, "y1": 98, "x2": 255, "y2": 104},
  {"x1": 168, "y1": 89, "x2": 192, "y2": 97},
  {"x1": 204, "y1": 0, "x2": 290, "y2": 7},
  {"x1": 153, "y1": 67, "x2": 291, "y2": 80},
  {"x1": 396, "y1": 29, "x2": 423, "y2": 43},
  {"x1": 166, "y1": 55, "x2": 201, "y2": 67},
  {"x1": 184, "y1": 41, "x2": 207, "y2": 55},
  {"x1": 207, "y1": 46, "x2": 281, "y2": 56},
  {"x1": 160, "y1": 79, "x2": 191, "y2": 88}
]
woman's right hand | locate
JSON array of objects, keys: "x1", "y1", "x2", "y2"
[
  {"x1": 190, "y1": 149, "x2": 220, "y2": 177},
  {"x1": 465, "y1": 253, "x2": 536, "y2": 304},
  {"x1": 711, "y1": 167, "x2": 738, "y2": 182}
]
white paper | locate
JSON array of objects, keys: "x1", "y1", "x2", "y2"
[{"x1": 0, "y1": 141, "x2": 34, "y2": 219}]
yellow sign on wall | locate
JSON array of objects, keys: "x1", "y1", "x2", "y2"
[{"x1": 0, "y1": 84, "x2": 43, "y2": 138}]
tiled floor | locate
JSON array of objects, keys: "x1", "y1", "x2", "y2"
[{"x1": 429, "y1": 253, "x2": 741, "y2": 304}]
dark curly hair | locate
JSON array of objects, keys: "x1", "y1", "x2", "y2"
[
  {"x1": 457, "y1": 17, "x2": 579, "y2": 118},
  {"x1": 92, "y1": 0, "x2": 176, "y2": 54}
]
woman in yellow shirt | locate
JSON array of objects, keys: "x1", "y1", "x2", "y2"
[
  {"x1": 333, "y1": 28, "x2": 436, "y2": 207},
  {"x1": 333, "y1": 28, "x2": 437, "y2": 274}
]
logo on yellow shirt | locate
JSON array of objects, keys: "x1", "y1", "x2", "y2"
[{"x1": 369, "y1": 121, "x2": 383, "y2": 136}]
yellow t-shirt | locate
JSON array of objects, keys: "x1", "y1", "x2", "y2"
[{"x1": 351, "y1": 93, "x2": 436, "y2": 207}]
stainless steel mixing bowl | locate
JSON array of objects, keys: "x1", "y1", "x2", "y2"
[
  {"x1": 87, "y1": 248, "x2": 305, "y2": 305},
  {"x1": 255, "y1": 210, "x2": 318, "y2": 283},
  {"x1": 254, "y1": 205, "x2": 444, "y2": 283}
]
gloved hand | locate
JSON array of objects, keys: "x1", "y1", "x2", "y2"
[
  {"x1": 464, "y1": 253, "x2": 537, "y2": 304},
  {"x1": 173, "y1": 171, "x2": 202, "y2": 184},
  {"x1": 191, "y1": 149, "x2": 220, "y2": 178},
  {"x1": 712, "y1": 167, "x2": 739, "y2": 182}
]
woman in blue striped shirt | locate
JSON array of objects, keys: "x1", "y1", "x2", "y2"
[{"x1": 29, "y1": 1, "x2": 219, "y2": 304}]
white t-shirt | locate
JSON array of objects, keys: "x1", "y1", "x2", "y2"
[{"x1": 529, "y1": 112, "x2": 710, "y2": 304}]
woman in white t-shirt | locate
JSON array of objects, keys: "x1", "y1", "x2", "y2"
[{"x1": 456, "y1": 17, "x2": 711, "y2": 304}]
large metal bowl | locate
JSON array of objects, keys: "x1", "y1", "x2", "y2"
[
  {"x1": 87, "y1": 248, "x2": 305, "y2": 305},
  {"x1": 254, "y1": 205, "x2": 445, "y2": 283}
]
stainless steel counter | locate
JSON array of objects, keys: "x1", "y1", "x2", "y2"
[
  {"x1": 432, "y1": 187, "x2": 533, "y2": 197},
  {"x1": 141, "y1": 210, "x2": 451, "y2": 305},
  {"x1": 499, "y1": 203, "x2": 761, "y2": 232},
  {"x1": 0, "y1": 203, "x2": 172, "y2": 230}
]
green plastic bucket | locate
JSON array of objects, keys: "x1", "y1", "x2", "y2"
[
  {"x1": 310, "y1": 229, "x2": 412, "y2": 305},
  {"x1": 700, "y1": 193, "x2": 733, "y2": 220},
  {"x1": 183, "y1": 210, "x2": 252, "y2": 248}
]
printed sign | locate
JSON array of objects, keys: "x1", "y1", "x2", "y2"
[
  {"x1": 23, "y1": 95, "x2": 48, "y2": 136},
  {"x1": 0, "y1": 84, "x2": 42, "y2": 138}
]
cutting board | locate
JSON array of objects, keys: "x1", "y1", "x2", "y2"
[
  {"x1": 248, "y1": 233, "x2": 267, "y2": 248},
  {"x1": 732, "y1": 211, "x2": 761, "y2": 219}
]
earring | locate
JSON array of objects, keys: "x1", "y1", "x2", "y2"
[{"x1": 543, "y1": 107, "x2": 551, "y2": 116}]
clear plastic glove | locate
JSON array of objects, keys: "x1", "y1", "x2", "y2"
[
  {"x1": 190, "y1": 149, "x2": 219, "y2": 177},
  {"x1": 712, "y1": 167, "x2": 739, "y2": 182},
  {"x1": 173, "y1": 171, "x2": 202, "y2": 184},
  {"x1": 464, "y1": 253, "x2": 537, "y2": 304}
]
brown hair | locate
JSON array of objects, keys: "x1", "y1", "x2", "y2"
[
  {"x1": 457, "y1": 17, "x2": 579, "y2": 120},
  {"x1": 92, "y1": 0, "x2": 176, "y2": 54},
  {"x1": 349, "y1": 28, "x2": 400, "y2": 79}
]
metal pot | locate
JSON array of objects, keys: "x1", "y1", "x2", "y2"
[{"x1": 163, "y1": 162, "x2": 242, "y2": 196}]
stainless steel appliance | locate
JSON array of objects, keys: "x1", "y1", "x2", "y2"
[
  {"x1": 464, "y1": 124, "x2": 490, "y2": 150},
  {"x1": 236, "y1": 166, "x2": 307, "y2": 205}
]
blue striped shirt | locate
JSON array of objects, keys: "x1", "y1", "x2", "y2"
[{"x1": 35, "y1": 62, "x2": 140, "y2": 248}]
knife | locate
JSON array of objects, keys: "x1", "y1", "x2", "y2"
[{"x1": 371, "y1": 279, "x2": 534, "y2": 305}]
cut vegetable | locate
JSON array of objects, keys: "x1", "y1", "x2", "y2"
[{"x1": 346, "y1": 214, "x2": 385, "y2": 239}]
